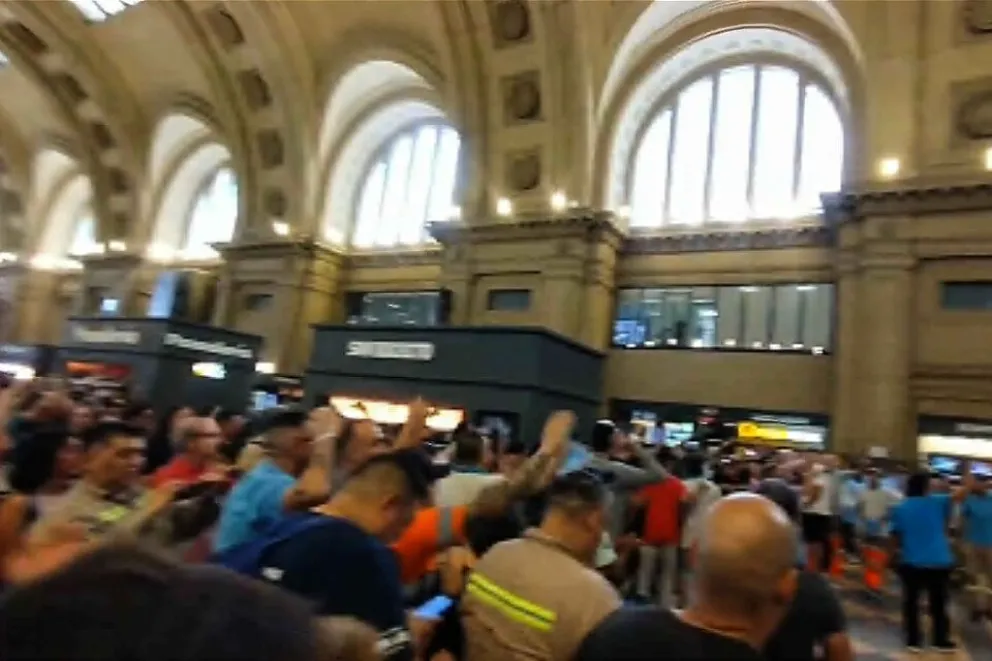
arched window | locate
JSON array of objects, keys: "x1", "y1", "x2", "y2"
[
  {"x1": 70, "y1": 0, "x2": 144, "y2": 22},
  {"x1": 182, "y1": 167, "x2": 238, "y2": 259},
  {"x1": 68, "y1": 211, "x2": 98, "y2": 257},
  {"x1": 352, "y1": 124, "x2": 460, "y2": 248},
  {"x1": 628, "y1": 64, "x2": 843, "y2": 228}
]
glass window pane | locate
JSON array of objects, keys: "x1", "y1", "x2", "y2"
[
  {"x1": 801, "y1": 284, "x2": 833, "y2": 350},
  {"x1": 689, "y1": 286, "x2": 717, "y2": 348},
  {"x1": 69, "y1": 213, "x2": 97, "y2": 256},
  {"x1": 771, "y1": 285, "x2": 801, "y2": 348},
  {"x1": 426, "y1": 128, "x2": 461, "y2": 223},
  {"x1": 668, "y1": 78, "x2": 713, "y2": 225},
  {"x1": 630, "y1": 110, "x2": 672, "y2": 228},
  {"x1": 354, "y1": 162, "x2": 386, "y2": 248},
  {"x1": 400, "y1": 126, "x2": 438, "y2": 244},
  {"x1": 751, "y1": 67, "x2": 800, "y2": 219},
  {"x1": 798, "y1": 85, "x2": 844, "y2": 212},
  {"x1": 663, "y1": 289, "x2": 692, "y2": 346},
  {"x1": 184, "y1": 167, "x2": 238, "y2": 257},
  {"x1": 716, "y1": 287, "x2": 742, "y2": 347},
  {"x1": 613, "y1": 290, "x2": 646, "y2": 346},
  {"x1": 741, "y1": 285, "x2": 772, "y2": 347},
  {"x1": 642, "y1": 288, "x2": 666, "y2": 345},
  {"x1": 708, "y1": 66, "x2": 755, "y2": 223},
  {"x1": 376, "y1": 135, "x2": 414, "y2": 246}
]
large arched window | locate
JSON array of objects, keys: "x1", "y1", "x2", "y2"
[
  {"x1": 70, "y1": 0, "x2": 144, "y2": 22},
  {"x1": 67, "y1": 210, "x2": 99, "y2": 257},
  {"x1": 352, "y1": 124, "x2": 460, "y2": 248},
  {"x1": 628, "y1": 64, "x2": 843, "y2": 228},
  {"x1": 182, "y1": 166, "x2": 238, "y2": 259}
]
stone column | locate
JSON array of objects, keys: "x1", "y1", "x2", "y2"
[
  {"x1": 830, "y1": 249, "x2": 861, "y2": 456},
  {"x1": 856, "y1": 241, "x2": 916, "y2": 458}
]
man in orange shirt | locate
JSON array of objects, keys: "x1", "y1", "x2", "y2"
[{"x1": 635, "y1": 474, "x2": 690, "y2": 606}]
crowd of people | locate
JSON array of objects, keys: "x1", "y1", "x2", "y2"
[{"x1": 0, "y1": 377, "x2": 990, "y2": 660}]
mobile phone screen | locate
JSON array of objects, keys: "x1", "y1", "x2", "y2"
[{"x1": 413, "y1": 595, "x2": 454, "y2": 620}]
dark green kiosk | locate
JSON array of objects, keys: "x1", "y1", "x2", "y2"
[{"x1": 305, "y1": 326, "x2": 604, "y2": 445}]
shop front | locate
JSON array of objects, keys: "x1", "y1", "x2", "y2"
[
  {"x1": 57, "y1": 317, "x2": 262, "y2": 412},
  {"x1": 917, "y1": 416, "x2": 992, "y2": 477},
  {"x1": 0, "y1": 343, "x2": 56, "y2": 381},
  {"x1": 306, "y1": 326, "x2": 604, "y2": 445},
  {"x1": 610, "y1": 399, "x2": 830, "y2": 450}
]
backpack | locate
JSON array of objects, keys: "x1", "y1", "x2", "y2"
[{"x1": 210, "y1": 516, "x2": 329, "y2": 579}]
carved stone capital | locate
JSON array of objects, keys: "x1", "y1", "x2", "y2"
[
  {"x1": 623, "y1": 225, "x2": 830, "y2": 255},
  {"x1": 427, "y1": 209, "x2": 625, "y2": 247},
  {"x1": 822, "y1": 180, "x2": 992, "y2": 222},
  {"x1": 345, "y1": 247, "x2": 443, "y2": 270}
]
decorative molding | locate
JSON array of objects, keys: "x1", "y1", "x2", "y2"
[
  {"x1": 955, "y1": 88, "x2": 992, "y2": 140},
  {"x1": 488, "y1": 0, "x2": 532, "y2": 48},
  {"x1": 428, "y1": 210, "x2": 626, "y2": 248},
  {"x1": 963, "y1": 0, "x2": 992, "y2": 34},
  {"x1": 505, "y1": 147, "x2": 542, "y2": 192},
  {"x1": 622, "y1": 225, "x2": 831, "y2": 255},
  {"x1": 217, "y1": 238, "x2": 346, "y2": 264},
  {"x1": 346, "y1": 247, "x2": 443, "y2": 269},
  {"x1": 822, "y1": 180, "x2": 992, "y2": 221},
  {"x1": 502, "y1": 70, "x2": 542, "y2": 124}
]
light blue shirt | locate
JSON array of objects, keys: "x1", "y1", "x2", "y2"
[
  {"x1": 962, "y1": 493, "x2": 992, "y2": 547},
  {"x1": 213, "y1": 460, "x2": 295, "y2": 553},
  {"x1": 890, "y1": 494, "x2": 954, "y2": 568}
]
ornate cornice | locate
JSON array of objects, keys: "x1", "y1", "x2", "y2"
[
  {"x1": 622, "y1": 225, "x2": 831, "y2": 255},
  {"x1": 79, "y1": 252, "x2": 143, "y2": 271},
  {"x1": 427, "y1": 209, "x2": 625, "y2": 247},
  {"x1": 822, "y1": 179, "x2": 992, "y2": 222},
  {"x1": 217, "y1": 238, "x2": 346, "y2": 264},
  {"x1": 346, "y1": 247, "x2": 443, "y2": 269}
]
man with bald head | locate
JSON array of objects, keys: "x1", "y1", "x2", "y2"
[{"x1": 575, "y1": 493, "x2": 798, "y2": 661}]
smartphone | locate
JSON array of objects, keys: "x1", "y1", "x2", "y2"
[
  {"x1": 559, "y1": 441, "x2": 592, "y2": 475},
  {"x1": 413, "y1": 595, "x2": 454, "y2": 620}
]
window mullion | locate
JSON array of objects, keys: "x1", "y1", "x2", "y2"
[
  {"x1": 792, "y1": 78, "x2": 807, "y2": 207},
  {"x1": 422, "y1": 127, "x2": 443, "y2": 241},
  {"x1": 702, "y1": 75, "x2": 720, "y2": 224},
  {"x1": 375, "y1": 153, "x2": 391, "y2": 247},
  {"x1": 745, "y1": 66, "x2": 761, "y2": 220},
  {"x1": 663, "y1": 106, "x2": 678, "y2": 225}
]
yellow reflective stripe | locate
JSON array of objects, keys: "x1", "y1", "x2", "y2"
[
  {"x1": 467, "y1": 573, "x2": 556, "y2": 631},
  {"x1": 97, "y1": 505, "x2": 130, "y2": 523}
]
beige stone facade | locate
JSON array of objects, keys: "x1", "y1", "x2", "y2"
[{"x1": 3, "y1": 1, "x2": 992, "y2": 457}]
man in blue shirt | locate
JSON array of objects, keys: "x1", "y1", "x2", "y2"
[
  {"x1": 889, "y1": 471, "x2": 957, "y2": 652},
  {"x1": 254, "y1": 449, "x2": 443, "y2": 661},
  {"x1": 962, "y1": 475, "x2": 992, "y2": 619},
  {"x1": 213, "y1": 408, "x2": 335, "y2": 553}
]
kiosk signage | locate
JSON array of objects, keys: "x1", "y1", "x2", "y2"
[{"x1": 345, "y1": 341, "x2": 435, "y2": 361}]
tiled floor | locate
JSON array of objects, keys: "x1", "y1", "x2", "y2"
[{"x1": 835, "y1": 575, "x2": 990, "y2": 660}]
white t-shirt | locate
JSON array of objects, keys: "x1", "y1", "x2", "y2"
[
  {"x1": 681, "y1": 478, "x2": 721, "y2": 549},
  {"x1": 434, "y1": 471, "x2": 506, "y2": 507},
  {"x1": 804, "y1": 472, "x2": 833, "y2": 516},
  {"x1": 860, "y1": 487, "x2": 899, "y2": 522}
]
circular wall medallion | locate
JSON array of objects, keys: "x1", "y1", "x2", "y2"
[
  {"x1": 263, "y1": 188, "x2": 287, "y2": 217},
  {"x1": 495, "y1": 0, "x2": 531, "y2": 42},
  {"x1": 964, "y1": 0, "x2": 992, "y2": 33},
  {"x1": 957, "y1": 91, "x2": 992, "y2": 139}
]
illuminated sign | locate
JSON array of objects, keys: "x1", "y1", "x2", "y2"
[
  {"x1": 164, "y1": 333, "x2": 254, "y2": 360},
  {"x1": 71, "y1": 326, "x2": 140, "y2": 345},
  {"x1": 329, "y1": 396, "x2": 463, "y2": 432},
  {"x1": 192, "y1": 362, "x2": 227, "y2": 379},
  {"x1": 345, "y1": 341, "x2": 434, "y2": 361}
]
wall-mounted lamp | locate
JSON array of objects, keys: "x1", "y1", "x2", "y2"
[
  {"x1": 877, "y1": 157, "x2": 901, "y2": 179},
  {"x1": 107, "y1": 240, "x2": 127, "y2": 252},
  {"x1": 984, "y1": 147, "x2": 992, "y2": 172},
  {"x1": 255, "y1": 361, "x2": 276, "y2": 374},
  {"x1": 272, "y1": 221, "x2": 290, "y2": 237},
  {"x1": 496, "y1": 197, "x2": 513, "y2": 217},
  {"x1": 549, "y1": 190, "x2": 567, "y2": 212}
]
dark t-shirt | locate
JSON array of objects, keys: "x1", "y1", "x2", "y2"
[
  {"x1": 575, "y1": 606, "x2": 763, "y2": 661},
  {"x1": 259, "y1": 515, "x2": 412, "y2": 661},
  {"x1": 764, "y1": 572, "x2": 846, "y2": 661}
]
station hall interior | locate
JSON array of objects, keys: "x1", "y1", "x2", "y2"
[{"x1": 3, "y1": 0, "x2": 992, "y2": 467}]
